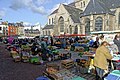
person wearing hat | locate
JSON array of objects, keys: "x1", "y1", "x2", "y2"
[{"x1": 94, "y1": 41, "x2": 113, "y2": 80}]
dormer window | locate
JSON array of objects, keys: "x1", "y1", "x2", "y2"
[
  {"x1": 83, "y1": 1, "x2": 85, "y2": 7},
  {"x1": 52, "y1": 18, "x2": 54, "y2": 24},
  {"x1": 49, "y1": 19, "x2": 51, "y2": 25},
  {"x1": 81, "y1": 2, "x2": 82, "y2": 8}
]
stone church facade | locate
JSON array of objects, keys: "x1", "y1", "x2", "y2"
[{"x1": 43, "y1": 0, "x2": 120, "y2": 36}]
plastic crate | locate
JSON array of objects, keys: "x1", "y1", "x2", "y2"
[
  {"x1": 104, "y1": 70, "x2": 120, "y2": 80},
  {"x1": 71, "y1": 76, "x2": 86, "y2": 80},
  {"x1": 36, "y1": 76, "x2": 49, "y2": 80},
  {"x1": 29, "y1": 56, "x2": 39, "y2": 63}
]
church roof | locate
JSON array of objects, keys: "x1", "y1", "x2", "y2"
[
  {"x1": 50, "y1": 2, "x2": 76, "y2": 16},
  {"x1": 81, "y1": 0, "x2": 115, "y2": 17},
  {"x1": 68, "y1": 2, "x2": 75, "y2": 7},
  {"x1": 101, "y1": 0, "x2": 120, "y2": 9},
  {"x1": 42, "y1": 25, "x2": 54, "y2": 30},
  {"x1": 50, "y1": 9, "x2": 58, "y2": 15},
  {"x1": 63, "y1": 4, "x2": 82, "y2": 23}
]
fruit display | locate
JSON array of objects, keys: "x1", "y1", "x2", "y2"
[
  {"x1": 46, "y1": 67, "x2": 58, "y2": 74},
  {"x1": 52, "y1": 50, "x2": 59, "y2": 55},
  {"x1": 21, "y1": 45, "x2": 30, "y2": 51},
  {"x1": 55, "y1": 42, "x2": 61, "y2": 44},
  {"x1": 29, "y1": 56, "x2": 40, "y2": 64},
  {"x1": 13, "y1": 56, "x2": 21, "y2": 62},
  {"x1": 47, "y1": 46, "x2": 53, "y2": 50},
  {"x1": 11, "y1": 51, "x2": 19, "y2": 57}
]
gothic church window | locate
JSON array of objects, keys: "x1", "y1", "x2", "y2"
[
  {"x1": 85, "y1": 18, "x2": 90, "y2": 35},
  {"x1": 74, "y1": 26, "x2": 78, "y2": 34},
  {"x1": 48, "y1": 31, "x2": 50, "y2": 35},
  {"x1": 119, "y1": 12, "x2": 120, "y2": 24},
  {"x1": 46, "y1": 31, "x2": 47, "y2": 35},
  {"x1": 69, "y1": 26, "x2": 72, "y2": 34},
  {"x1": 95, "y1": 17, "x2": 103, "y2": 31},
  {"x1": 59, "y1": 16, "x2": 64, "y2": 32}
]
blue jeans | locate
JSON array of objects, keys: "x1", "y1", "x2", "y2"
[{"x1": 96, "y1": 67, "x2": 104, "y2": 78}]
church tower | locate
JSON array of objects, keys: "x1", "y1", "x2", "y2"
[{"x1": 75, "y1": 0, "x2": 90, "y2": 11}]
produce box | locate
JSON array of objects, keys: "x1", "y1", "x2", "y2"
[
  {"x1": 52, "y1": 50, "x2": 59, "y2": 55},
  {"x1": 21, "y1": 45, "x2": 30, "y2": 51},
  {"x1": 46, "y1": 67, "x2": 58, "y2": 74},
  {"x1": 61, "y1": 59, "x2": 74, "y2": 69},
  {"x1": 36, "y1": 76, "x2": 49, "y2": 80},
  {"x1": 29, "y1": 56, "x2": 40, "y2": 63},
  {"x1": 46, "y1": 63, "x2": 59, "y2": 70},
  {"x1": 104, "y1": 70, "x2": 120, "y2": 80},
  {"x1": 13, "y1": 56, "x2": 21, "y2": 62},
  {"x1": 11, "y1": 51, "x2": 19, "y2": 58},
  {"x1": 71, "y1": 76, "x2": 86, "y2": 80}
]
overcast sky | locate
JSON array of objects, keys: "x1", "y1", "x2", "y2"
[{"x1": 0, "y1": 0, "x2": 74, "y2": 27}]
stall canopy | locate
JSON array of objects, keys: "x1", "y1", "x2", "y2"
[
  {"x1": 90, "y1": 30, "x2": 120, "y2": 34},
  {"x1": 54, "y1": 34, "x2": 86, "y2": 38}
]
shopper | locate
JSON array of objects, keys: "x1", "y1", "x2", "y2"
[
  {"x1": 94, "y1": 41, "x2": 113, "y2": 80},
  {"x1": 31, "y1": 43, "x2": 38, "y2": 55},
  {"x1": 92, "y1": 37, "x2": 99, "y2": 48},
  {"x1": 88, "y1": 37, "x2": 94, "y2": 47},
  {"x1": 113, "y1": 35, "x2": 120, "y2": 53},
  {"x1": 99, "y1": 35, "x2": 104, "y2": 45},
  {"x1": 41, "y1": 38, "x2": 47, "y2": 60}
]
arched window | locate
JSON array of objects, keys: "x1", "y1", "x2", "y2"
[
  {"x1": 95, "y1": 17, "x2": 103, "y2": 31},
  {"x1": 43, "y1": 31, "x2": 44, "y2": 35},
  {"x1": 46, "y1": 31, "x2": 47, "y2": 35},
  {"x1": 119, "y1": 12, "x2": 120, "y2": 24},
  {"x1": 48, "y1": 31, "x2": 50, "y2": 35},
  {"x1": 83, "y1": 1, "x2": 85, "y2": 7},
  {"x1": 74, "y1": 26, "x2": 78, "y2": 34},
  {"x1": 81, "y1": 2, "x2": 82, "y2": 8},
  {"x1": 58, "y1": 16, "x2": 64, "y2": 32},
  {"x1": 67, "y1": 29, "x2": 69, "y2": 33},
  {"x1": 69, "y1": 25, "x2": 72, "y2": 34},
  {"x1": 85, "y1": 18, "x2": 90, "y2": 35}
]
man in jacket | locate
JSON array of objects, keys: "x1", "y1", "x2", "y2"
[{"x1": 94, "y1": 41, "x2": 112, "y2": 80}]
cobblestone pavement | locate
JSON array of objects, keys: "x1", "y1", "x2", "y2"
[{"x1": 0, "y1": 43, "x2": 46, "y2": 80}]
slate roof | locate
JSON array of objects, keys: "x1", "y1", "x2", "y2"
[
  {"x1": 42, "y1": 25, "x2": 54, "y2": 30},
  {"x1": 68, "y1": 2, "x2": 75, "y2": 7},
  {"x1": 63, "y1": 4, "x2": 82, "y2": 23},
  {"x1": 50, "y1": 9, "x2": 58, "y2": 15},
  {"x1": 50, "y1": 2, "x2": 75, "y2": 15},
  {"x1": 100, "y1": 0, "x2": 120, "y2": 9},
  {"x1": 81, "y1": 0, "x2": 115, "y2": 17}
]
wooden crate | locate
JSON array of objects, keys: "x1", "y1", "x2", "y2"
[
  {"x1": 46, "y1": 63, "x2": 60, "y2": 70},
  {"x1": 61, "y1": 59, "x2": 74, "y2": 69},
  {"x1": 46, "y1": 67, "x2": 58, "y2": 74},
  {"x1": 13, "y1": 56, "x2": 21, "y2": 62}
]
